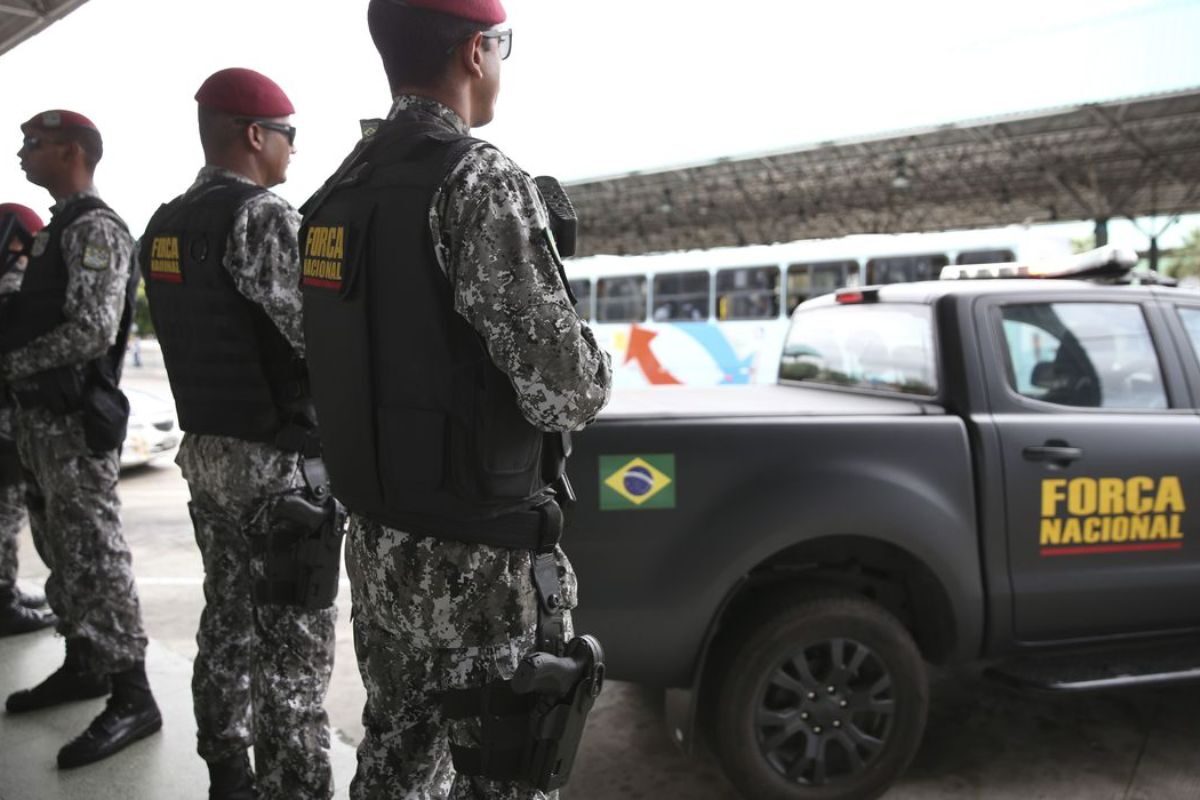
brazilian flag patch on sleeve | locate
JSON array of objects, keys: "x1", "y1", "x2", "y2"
[{"x1": 599, "y1": 454, "x2": 676, "y2": 510}]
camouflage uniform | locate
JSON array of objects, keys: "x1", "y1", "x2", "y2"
[
  {"x1": 346, "y1": 95, "x2": 612, "y2": 800},
  {"x1": 0, "y1": 407, "x2": 25, "y2": 596},
  {"x1": 0, "y1": 190, "x2": 147, "y2": 675},
  {"x1": 173, "y1": 167, "x2": 336, "y2": 799},
  {"x1": 0, "y1": 260, "x2": 27, "y2": 596}
]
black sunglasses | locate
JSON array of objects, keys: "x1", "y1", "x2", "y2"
[
  {"x1": 236, "y1": 118, "x2": 297, "y2": 146},
  {"x1": 20, "y1": 135, "x2": 64, "y2": 151}
]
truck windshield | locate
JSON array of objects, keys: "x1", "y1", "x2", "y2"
[{"x1": 779, "y1": 304, "x2": 937, "y2": 396}]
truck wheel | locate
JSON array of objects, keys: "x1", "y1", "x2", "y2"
[{"x1": 711, "y1": 594, "x2": 928, "y2": 800}]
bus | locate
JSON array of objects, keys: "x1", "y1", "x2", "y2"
[{"x1": 565, "y1": 226, "x2": 1072, "y2": 387}]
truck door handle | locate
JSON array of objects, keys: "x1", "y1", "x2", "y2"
[{"x1": 1023, "y1": 445, "x2": 1083, "y2": 464}]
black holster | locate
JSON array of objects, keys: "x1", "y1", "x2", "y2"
[
  {"x1": 439, "y1": 494, "x2": 605, "y2": 791},
  {"x1": 441, "y1": 636, "x2": 605, "y2": 791},
  {"x1": 251, "y1": 459, "x2": 345, "y2": 610}
]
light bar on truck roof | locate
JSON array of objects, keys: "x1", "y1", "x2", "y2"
[{"x1": 939, "y1": 245, "x2": 1139, "y2": 281}]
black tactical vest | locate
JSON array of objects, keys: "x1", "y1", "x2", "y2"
[
  {"x1": 140, "y1": 179, "x2": 315, "y2": 449},
  {"x1": 0, "y1": 196, "x2": 111, "y2": 353},
  {"x1": 299, "y1": 116, "x2": 567, "y2": 541}
]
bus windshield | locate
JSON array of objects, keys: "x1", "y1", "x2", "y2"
[{"x1": 779, "y1": 304, "x2": 938, "y2": 396}]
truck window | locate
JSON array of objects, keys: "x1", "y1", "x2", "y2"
[
  {"x1": 780, "y1": 304, "x2": 936, "y2": 395},
  {"x1": 568, "y1": 279, "x2": 592, "y2": 320},
  {"x1": 652, "y1": 271, "x2": 709, "y2": 321},
  {"x1": 596, "y1": 276, "x2": 647, "y2": 322},
  {"x1": 1000, "y1": 303, "x2": 1166, "y2": 409},
  {"x1": 1174, "y1": 308, "x2": 1200, "y2": 361},
  {"x1": 717, "y1": 266, "x2": 780, "y2": 320}
]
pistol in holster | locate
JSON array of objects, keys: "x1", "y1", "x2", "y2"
[
  {"x1": 441, "y1": 635, "x2": 605, "y2": 792},
  {"x1": 252, "y1": 462, "x2": 346, "y2": 610}
]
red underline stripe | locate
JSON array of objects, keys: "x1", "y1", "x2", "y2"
[
  {"x1": 303, "y1": 278, "x2": 342, "y2": 289},
  {"x1": 1041, "y1": 542, "x2": 1184, "y2": 557}
]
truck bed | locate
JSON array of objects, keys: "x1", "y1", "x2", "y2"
[{"x1": 599, "y1": 383, "x2": 943, "y2": 420}]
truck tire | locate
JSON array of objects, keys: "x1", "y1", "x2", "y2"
[{"x1": 711, "y1": 594, "x2": 928, "y2": 800}]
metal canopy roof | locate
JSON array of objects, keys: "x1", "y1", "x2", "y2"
[
  {"x1": 567, "y1": 87, "x2": 1200, "y2": 257},
  {"x1": 0, "y1": 0, "x2": 89, "y2": 58}
]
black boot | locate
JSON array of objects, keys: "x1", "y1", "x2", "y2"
[
  {"x1": 208, "y1": 751, "x2": 256, "y2": 800},
  {"x1": 0, "y1": 588, "x2": 56, "y2": 637},
  {"x1": 6, "y1": 639, "x2": 109, "y2": 712},
  {"x1": 57, "y1": 661, "x2": 161, "y2": 769}
]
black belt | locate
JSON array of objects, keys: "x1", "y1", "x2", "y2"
[{"x1": 368, "y1": 499, "x2": 564, "y2": 554}]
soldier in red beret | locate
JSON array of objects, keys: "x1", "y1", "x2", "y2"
[
  {"x1": 302, "y1": 1, "x2": 612, "y2": 798},
  {"x1": 140, "y1": 67, "x2": 337, "y2": 800},
  {"x1": 0, "y1": 203, "x2": 56, "y2": 638},
  {"x1": 2, "y1": 111, "x2": 161, "y2": 768}
]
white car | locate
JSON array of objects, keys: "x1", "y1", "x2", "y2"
[{"x1": 120, "y1": 387, "x2": 180, "y2": 469}]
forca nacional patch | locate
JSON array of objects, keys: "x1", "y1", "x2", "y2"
[{"x1": 82, "y1": 241, "x2": 112, "y2": 270}]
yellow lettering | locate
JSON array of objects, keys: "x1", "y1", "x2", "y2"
[
  {"x1": 1150, "y1": 515, "x2": 1169, "y2": 540},
  {"x1": 1098, "y1": 478, "x2": 1125, "y2": 515},
  {"x1": 1084, "y1": 517, "x2": 1102, "y2": 544},
  {"x1": 1068, "y1": 478, "x2": 1097, "y2": 516},
  {"x1": 330, "y1": 226, "x2": 344, "y2": 260},
  {"x1": 1155, "y1": 476, "x2": 1186, "y2": 514},
  {"x1": 1130, "y1": 515, "x2": 1151, "y2": 541},
  {"x1": 1040, "y1": 518, "x2": 1063, "y2": 546},
  {"x1": 1110, "y1": 516, "x2": 1129, "y2": 543},
  {"x1": 1170, "y1": 514, "x2": 1184, "y2": 540},
  {"x1": 1128, "y1": 476, "x2": 1154, "y2": 514},
  {"x1": 1042, "y1": 479, "x2": 1068, "y2": 517},
  {"x1": 1061, "y1": 518, "x2": 1082, "y2": 545},
  {"x1": 151, "y1": 236, "x2": 180, "y2": 260}
]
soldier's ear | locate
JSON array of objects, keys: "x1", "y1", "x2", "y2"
[
  {"x1": 458, "y1": 32, "x2": 485, "y2": 80},
  {"x1": 243, "y1": 122, "x2": 267, "y2": 153}
]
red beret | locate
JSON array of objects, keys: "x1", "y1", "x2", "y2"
[
  {"x1": 21, "y1": 109, "x2": 99, "y2": 135},
  {"x1": 195, "y1": 68, "x2": 295, "y2": 117},
  {"x1": 401, "y1": 0, "x2": 506, "y2": 25},
  {"x1": 0, "y1": 203, "x2": 44, "y2": 235}
]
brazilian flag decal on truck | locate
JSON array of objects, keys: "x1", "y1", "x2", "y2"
[{"x1": 600, "y1": 455, "x2": 676, "y2": 510}]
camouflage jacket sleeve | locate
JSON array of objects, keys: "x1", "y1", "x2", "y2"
[
  {"x1": 1, "y1": 210, "x2": 133, "y2": 381},
  {"x1": 0, "y1": 260, "x2": 25, "y2": 295},
  {"x1": 224, "y1": 192, "x2": 305, "y2": 355},
  {"x1": 433, "y1": 146, "x2": 612, "y2": 432}
]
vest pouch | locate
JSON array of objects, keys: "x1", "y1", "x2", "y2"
[
  {"x1": 377, "y1": 406, "x2": 446, "y2": 495},
  {"x1": 473, "y1": 366, "x2": 544, "y2": 500},
  {"x1": 80, "y1": 369, "x2": 129, "y2": 454}
]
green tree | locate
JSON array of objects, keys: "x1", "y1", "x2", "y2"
[
  {"x1": 1164, "y1": 227, "x2": 1200, "y2": 279},
  {"x1": 133, "y1": 277, "x2": 154, "y2": 337}
]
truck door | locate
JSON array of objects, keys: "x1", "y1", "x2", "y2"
[{"x1": 979, "y1": 295, "x2": 1200, "y2": 642}]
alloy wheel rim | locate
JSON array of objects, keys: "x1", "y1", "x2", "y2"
[{"x1": 753, "y1": 637, "x2": 896, "y2": 786}]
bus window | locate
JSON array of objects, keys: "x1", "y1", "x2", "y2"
[
  {"x1": 957, "y1": 249, "x2": 1016, "y2": 265},
  {"x1": 787, "y1": 260, "x2": 857, "y2": 313},
  {"x1": 568, "y1": 279, "x2": 592, "y2": 320},
  {"x1": 596, "y1": 276, "x2": 647, "y2": 322},
  {"x1": 866, "y1": 253, "x2": 948, "y2": 284},
  {"x1": 652, "y1": 271, "x2": 709, "y2": 321},
  {"x1": 716, "y1": 266, "x2": 780, "y2": 320}
]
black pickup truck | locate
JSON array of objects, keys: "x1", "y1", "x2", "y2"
[{"x1": 567, "y1": 262, "x2": 1200, "y2": 799}]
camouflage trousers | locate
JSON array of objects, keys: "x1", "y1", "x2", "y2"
[
  {"x1": 0, "y1": 481, "x2": 24, "y2": 593},
  {"x1": 345, "y1": 513, "x2": 577, "y2": 800},
  {"x1": 180, "y1": 434, "x2": 337, "y2": 800},
  {"x1": 14, "y1": 408, "x2": 146, "y2": 673}
]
